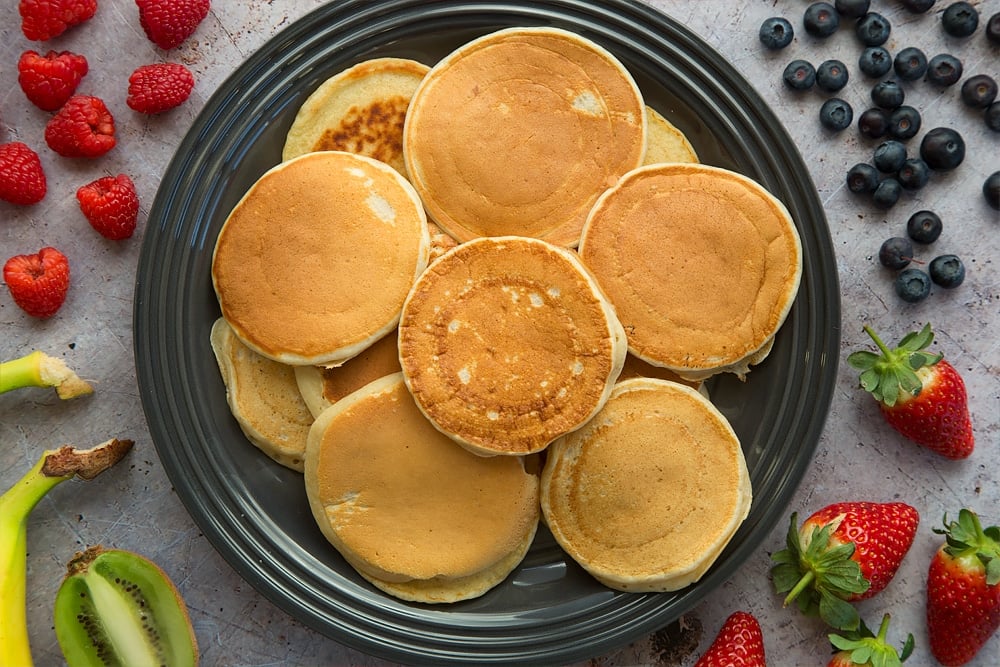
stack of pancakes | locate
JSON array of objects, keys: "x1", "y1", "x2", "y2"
[{"x1": 209, "y1": 26, "x2": 801, "y2": 603}]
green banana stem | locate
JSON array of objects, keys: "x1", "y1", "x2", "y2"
[
  {"x1": 0, "y1": 439, "x2": 134, "y2": 667},
  {"x1": 0, "y1": 351, "x2": 93, "y2": 399}
]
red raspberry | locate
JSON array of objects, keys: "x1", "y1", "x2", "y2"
[
  {"x1": 77, "y1": 174, "x2": 140, "y2": 240},
  {"x1": 44, "y1": 95, "x2": 116, "y2": 158},
  {"x1": 136, "y1": 0, "x2": 211, "y2": 50},
  {"x1": 3, "y1": 246, "x2": 71, "y2": 318},
  {"x1": 127, "y1": 63, "x2": 195, "y2": 114},
  {"x1": 18, "y1": 49, "x2": 89, "y2": 112},
  {"x1": 0, "y1": 142, "x2": 47, "y2": 206},
  {"x1": 19, "y1": 0, "x2": 97, "y2": 41}
]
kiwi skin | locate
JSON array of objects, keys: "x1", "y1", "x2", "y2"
[{"x1": 54, "y1": 546, "x2": 199, "y2": 667}]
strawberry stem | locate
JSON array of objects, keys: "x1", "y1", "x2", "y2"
[
  {"x1": 783, "y1": 570, "x2": 815, "y2": 607},
  {"x1": 862, "y1": 325, "x2": 893, "y2": 358}
]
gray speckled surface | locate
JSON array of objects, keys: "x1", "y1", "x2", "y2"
[{"x1": 1, "y1": 1, "x2": 998, "y2": 665}]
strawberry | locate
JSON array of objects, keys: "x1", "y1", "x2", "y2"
[
  {"x1": 77, "y1": 174, "x2": 140, "y2": 240},
  {"x1": 0, "y1": 142, "x2": 47, "y2": 206},
  {"x1": 136, "y1": 0, "x2": 211, "y2": 50},
  {"x1": 44, "y1": 95, "x2": 116, "y2": 159},
  {"x1": 827, "y1": 614, "x2": 914, "y2": 667},
  {"x1": 693, "y1": 611, "x2": 766, "y2": 667},
  {"x1": 3, "y1": 247, "x2": 70, "y2": 318},
  {"x1": 847, "y1": 323, "x2": 974, "y2": 459},
  {"x1": 17, "y1": 49, "x2": 89, "y2": 112},
  {"x1": 19, "y1": 0, "x2": 97, "y2": 41},
  {"x1": 127, "y1": 63, "x2": 195, "y2": 114},
  {"x1": 771, "y1": 501, "x2": 919, "y2": 631},
  {"x1": 926, "y1": 509, "x2": 1000, "y2": 666}
]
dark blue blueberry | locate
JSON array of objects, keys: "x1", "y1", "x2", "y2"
[
  {"x1": 929, "y1": 255, "x2": 966, "y2": 288},
  {"x1": 819, "y1": 98, "x2": 853, "y2": 131},
  {"x1": 894, "y1": 47, "x2": 928, "y2": 80},
  {"x1": 804, "y1": 2, "x2": 840, "y2": 37},
  {"x1": 895, "y1": 268, "x2": 931, "y2": 302},
  {"x1": 901, "y1": 0, "x2": 936, "y2": 12},
  {"x1": 816, "y1": 59, "x2": 850, "y2": 91},
  {"x1": 897, "y1": 158, "x2": 930, "y2": 190},
  {"x1": 855, "y1": 12, "x2": 891, "y2": 46},
  {"x1": 873, "y1": 177, "x2": 902, "y2": 208},
  {"x1": 836, "y1": 0, "x2": 870, "y2": 18},
  {"x1": 871, "y1": 80, "x2": 905, "y2": 109},
  {"x1": 858, "y1": 107, "x2": 890, "y2": 138},
  {"x1": 907, "y1": 210, "x2": 943, "y2": 243},
  {"x1": 984, "y1": 172, "x2": 1000, "y2": 210},
  {"x1": 988, "y1": 12, "x2": 1000, "y2": 44},
  {"x1": 858, "y1": 46, "x2": 892, "y2": 77},
  {"x1": 847, "y1": 162, "x2": 880, "y2": 193},
  {"x1": 783, "y1": 59, "x2": 816, "y2": 90},
  {"x1": 942, "y1": 2, "x2": 979, "y2": 38},
  {"x1": 987, "y1": 102, "x2": 1000, "y2": 132},
  {"x1": 760, "y1": 17, "x2": 795, "y2": 49},
  {"x1": 960, "y1": 74, "x2": 998, "y2": 108},
  {"x1": 926, "y1": 53, "x2": 964, "y2": 86},
  {"x1": 888, "y1": 105, "x2": 922, "y2": 140},
  {"x1": 873, "y1": 140, "x2": 907, "y2": 172},
  {"x1": 879, "y1": 236, "x2": 914, "y2": 269},
  {"x1": 920, "y1": 127, "x2": 965, "y2": 170}
]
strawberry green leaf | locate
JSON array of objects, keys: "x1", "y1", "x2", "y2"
[
  {"x1": 819, "y1": 588, "x2": 860, "y2": 631},
  {"x1": 849, "y1": 325, "x2": 943, "y2": 407}
]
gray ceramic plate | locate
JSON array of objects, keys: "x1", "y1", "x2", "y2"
[{"x1": 134, "y1": 1, "x2": 840, "y2": 664}]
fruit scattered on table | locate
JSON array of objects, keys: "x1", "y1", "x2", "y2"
[
  {"x1": 693, "y1": 611, "x2": 766, "y2": 667},
  {"x1": 759, "y1": 16, "x2": 794, "y2": 50},
  {"x1": 817, "y1": 58, "x2": 849, "y2": 92},
  {"x1": 0, "y1": 141, "x2": 47, "y2": 206},
  {"x1": 804, "y1": 2, "x2": 840, "y2": 38},
  {"x1": 984, "y1": 171, "x2": 1000, "y2": 210},
  {"x1": 3, "y1": 247, "x2": 71, "y2": 318},
  {"x1": 17, "y1": 49, "x2": 89, "y2": 112},
  {"x1": 893, "y1": 268, "x2": 931, "y2": 302},
  {"x1": 44, "y1": 95, "x2": 117, "y2": 159},
  {"x1": 857, "y1": 107, "x2": 889, "y2": 138},
  {"x1": 820, "y1": 97, "x2": 853, "y2": 131},
  {"x1": 0, "y1": 350, "x2": 92, "y2": 399},
  {"x1": 960, "y1": 74, "x2": 998, "y2": 108},
  {"x1": 847, "y1": 163, "x2": 880, "y2": 193},
  {"x1": 893, "y1": 47, "x2": 928, "y2": 81},
  {"x1": 928, "y1": 254, "x2": 966, "y2": 289},
  {"x1": 873, "y1": 140, "x2": 906, "y2": 173},
  {"x1": 896, "y1": 157, "x2": 928, "y2": 190},
  {"x1": 783, "y1": 59, "x2": 816, "y2": 90},
  {"x1": 826, "y1": 614, "x2": 914, "y2": 667},
  {"x1": 906, "y1": 210, "x2": 943, "y2": 244},
  {"x1": 941, "y1": 1, "x2": 979, "y2": 38},
  {"x1": 870, "y1": 80, "x2": 903, "y2": 109},
  {"x1": 886, "y1": 104, "x2": 920, "y2": 139},
  {"x1": 926, "y1": 53, "x2": 963, "y2": 87},
  {"x1": 878, "y1": 237, "x2": 913, "y2": 270},
  {"x1": 857, "y1": 46, "x2": 891, "y2": 78},
  {"x1": 919, "y1": 127, "x2": 965, "y2": 170},
  {"x1": 835, "y1": 0, "x2": 870, "y2": 20},
  {"x1": 76, "y1": 174, "x2": 141, "y2": 240},
  {"x1": 127, "y1": 63, "x2": 196, "y2": 114},
  {"x1": 18, "y1": 0, "x2": 97, "y2": 41},
  {"x1": 872, "y1": 178, "x2": 901, "y2": 209},
  {"x1": 855, "y1": 11, "x2": 891, "y2": 46},
  {"x1": 136, "y1": 0, "x2": 211, "y2": 50}
]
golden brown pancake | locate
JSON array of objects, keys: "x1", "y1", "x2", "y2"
[
  {"x1": 578, "y1": 163, "x2": 802, "y2": 380},
  {"x1": 209, "y1": 318, "x2": 312, "y2": 471},
  {"x1": 282, "y1": 58, "x2": 430, "y2": 174},
  {"x1": 540, "y1": 377, "x2": 751, "y2": 592},
  {"x1": 304, "y1": 373, "x2": 539, "y2": 603},
  {"x1": 398, "y1": 236, "x2": 627, "y2": 456},
  {"x1": 427, "y1": 221, "x2": 458, "y2": 261},
  {"x1": 618, "y1": 353, "x2": 702, "y2": 392},
  {"x1": 643, "y1": 105, "x2": 698, "y2": 165},
  {"x1": 211, "y1": 151, "x2": 430, "y2": 366},
  {"x1": 403, "y1": 26, "x2": 646, "y2": 247}
]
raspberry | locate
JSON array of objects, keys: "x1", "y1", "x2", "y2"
[
  {"x1": 3, "y1": 247, "x2": 71, "y2": 318},
  {"x1": 17, "y1": 49, "x2": 89, "y2": 112},
  {"x1": 44, "y1": 95, "x2": 116, "y2": 159},
  {"x1": 127, "y1": 63, "x2": 195, "y2": 114},
  {"x1": 136, "y1": 0, "x2": 211, "y2": 50},
  {"x1": 19, "y1": 0, "x2": 97, "y2": 41},
  {"x1": 77, "y1": 174, "x2": 140, "y2": 240},
  {"x1": 0, "y1": 142, "x2": 47, "y2": 206}
]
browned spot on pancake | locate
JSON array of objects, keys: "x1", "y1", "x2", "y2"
[{"x1": 314, "y1": 97, "x2": 409, "y2": 165}]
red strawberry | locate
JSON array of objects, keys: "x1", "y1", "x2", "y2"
[
  {"x1": 3, "y1": 247, "x2": 70, "y2": 318},
  {"x1": 17, "y1": 49, "x2": 89, "y2": 112},
  {"x1": 0, "y1": 142, "x2": 47, "y2": 205},
  {"x1": 926, "y1": 509, "x2": 1000, "y2": 666},
  {"x1": 127, "y1": 63, "x2": 195, "y2": 114},
  {"x1": 76, "y1": 174, "x2": 140, "y2": 240},
  {"x1": 827, "y1": 614, "x2": 914, "y2": 667},
  {"x1": 847, "y1": 324, "x2": 974, "y2": 459},
  {"x1": 693, "y1": 611, "x2": 766, "y2": 667},
  {"x1": 771, "y1": 502, "x2": 919, "y2": 631},
  {"x1": 19, "y1": 0, "x2": 97, "y2": 41},
  {"x1": 136, "y1": 0, "x2": 211, "y2": 50},
  {"x1": 44, "y1": 95, "x2": 116, "y2": 159}
]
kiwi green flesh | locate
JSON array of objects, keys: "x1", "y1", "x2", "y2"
[{"x1": 54, "y1": 548, "x2": 198, "y2": 667}]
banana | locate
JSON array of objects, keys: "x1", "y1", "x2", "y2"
[
  {"x1": 0, "y1": 351, "x2": 93, "y2": 399},
  {"x1": 0, "y1": 439, "x2": 133, "y2": 666}
]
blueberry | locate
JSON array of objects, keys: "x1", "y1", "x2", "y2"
[
  {"x1": 836, "y1": 0, "x2": 870, "y2": 18},
  {"x1": 926, "y1": 53, "x2": 964, "y2": 86},
  {"x1": 984, "y1": 171, "x2": 1000, "y2": 210},
  {"x1": 873, "y1": 140, "x2": 907, "y2": 173},
  {"x1": 858, "y1": 46, "x2": 892, "y2": 77},
  {"x1": 901, "y1": 0, "x2": 936, "y2": 12},
  {"x1": 894, "y1": 47, "x2": 928, "y2": 81},
  {"x1": 897, "y1": 158, "x2": 930, "y2": 190},
  {"x1": 804, "y1": 2, "x2": 840, "y2": 37},
  {"x1": 783, "y1": 59, "x2": 816, "y2": 90},
  {"x1": 847, "y1": 162, "x2": 881, "y2": 193},
  {"x1": 920, "y1": 127, "x2": 965, "y2": 170},
  {"x1": 820, "y1": 98, "x2": 853, "y2": 131},
  {"x1": 879, "y1": 236, "x2": 914, "y2": 269},
  {"x1": 942, "y1": 2, "x2": 979, "y2": 38},
  {"x1": 871, "y1": 80, "x2": 905, "y2": 109},
  {"x1": 988, "y1": 12, "x2": 1000, "y2": 44},
  {"x1": 888, "y1": 105, "x2": 922, "y2": 140},
  {"x1": 816, "y1": 59, "x2": 850, "y2": 91},
  {"x1": 960, "y1": 74, "x2": 998, "y2": 108},
  {"x1": 873, "y1": 178, "x2": 902, "y2": 208},
  {"x1": 760, "y1": 17, "x2": 795, "y2": 49},
  {"x1": 858, "y1": 107, "x2": 890, "y2": 138},
  {"x1": 907, "y1": 210, "x2": 943, "y2": 243},
  {"x1": 855, "y1": 12, "x2": 891, "y2": 46},
  {"x1": 895, "y1": 268, "x2": 931, "y2": 302},
  {"x1": 929, "y1": 255, "x2": 966, "y2": 288},
  {"x1": 987, "y1": 102, "x2": 1000, "y2": 132}
]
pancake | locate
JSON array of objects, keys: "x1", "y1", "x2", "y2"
[
  {"x1": 618, "y1": 352, "x2": 703, "y2": 393},
  {"x1": 211, "y1": 150, "x2": 430, "y2": 366},
  {"x1": 282, "y1": 57, "x2": 430, "y2": 174},
  {"x1": 403, "y1": 26, "x2": 646, "y2": 247},
  {"x1": 304, "y1": 373, "x2": 539, "y2": 603},
  {"x1": 209, "y1": 318, "x2": 312, "y2": 471},
  {"x1": 643, "y1": 105, "x2": 699, "y2": 165},
  {"x1": 540, "y1": 377, "x2": 751, "y2": 592},
  {"x1": 427, "y1": 221, "x2": 458, "y2": 261},
  {"x1": 398, "y1": 236, "x2": 628, "y2": 456},
  {"x1": 578, "y1": 162, "x2": 802, "y2": 380}
]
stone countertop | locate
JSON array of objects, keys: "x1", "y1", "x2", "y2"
[{"x1": 1, "y1": 1, "x2": 997, "y2": 665}]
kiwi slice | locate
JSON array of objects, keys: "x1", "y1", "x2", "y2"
[{"x1": 54, "y1": 546, "x2": 198, "y2": 667}]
